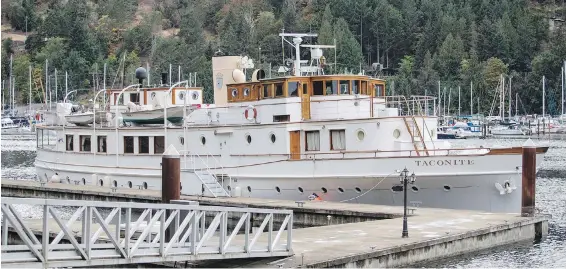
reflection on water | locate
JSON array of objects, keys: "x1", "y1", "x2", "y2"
[{"x1": 1, "y1": 135, "x2": 565, "y2": 267}]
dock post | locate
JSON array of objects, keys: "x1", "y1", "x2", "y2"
[
  {"x1": 162, "y1": 145, "x2": 181, "y2": 241},
  {"x1": 521, "y1": 139, "x2": 536, "y2": 217}
]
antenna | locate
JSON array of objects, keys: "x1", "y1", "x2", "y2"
[
  {"x1": 279, "y1": 33, "x2": 317, "y2": 76},
  {"x1": 300, "y1": 44, "x2": 336, "y2": 75}
]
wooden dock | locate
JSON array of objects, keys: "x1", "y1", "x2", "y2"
[{"x1": 1, "y1": 179, "x2": 550, "y2": 268}]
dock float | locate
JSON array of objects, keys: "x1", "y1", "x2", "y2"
[{"x1": 1, "y1": 179, "x2": 550, "y2": 268}]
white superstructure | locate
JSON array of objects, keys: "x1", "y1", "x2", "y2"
[{"x1": 34, "y1": 34, "x2": 548, "y2": 213}]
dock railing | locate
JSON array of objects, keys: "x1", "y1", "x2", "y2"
[{"x1": 1, "y1": 198, "x2": 293, "y2": 268}]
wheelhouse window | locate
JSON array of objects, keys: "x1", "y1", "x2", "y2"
[
  {"x1": 305, "y1": 131, "x2": 320, "y2": 151},
  {"x1": 124, "y1": 136, "x2": 134, "y2": 154},
  {"x1": 339, "y1": 80, "x2": 350, "y2": 94},
  {"x1": 288, "y1": 82, "x2": 299, "y2": 97},
  {"x1": 313, "y1": 81, "x2": 324, "y2": 95},
  {"x1": 263, "y1": 84, "x2": 272, "y2": 98},
  {"x1": 275, "y1": 83, "x2": 284, "y2": 97},
  {"x1": 154, "y1": 136, "x2": 165, "y2": 154},
  {"x1": 273, "y1": 115, "x2": 290, "y2": 122},
  {"x1": 139, "y1": 136, "x2": 149, "y2": 154},
  {"x1": 66, "y1": 135, "x2": 74, "y2": 151},
  {"x1": 352, "y1": 80, "x2": 360, "y2": 94},
  {"x1": 98, "y1": 136, "x2": 107, "y2": 153},
  {"x1": 330, "y1": 129, "x2": 346, "y2": 150},
  {"x1": 326, "y1": 80, "x2": 338, "y2": 95},
  {"x1": 129, "y1": 93, "x2": 140, "y2": 104},
  {"x1": 374, "y1": 84, "x2": 384, "y2": 96},
  {"x1": 80, "y1": 135, "x2": 91, "y2": 152},
  {"x1": 302, "y1": 83, "x2": 308, "y2": 95}
]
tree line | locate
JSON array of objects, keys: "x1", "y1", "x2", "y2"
[{"x1": 2, "y1": 0, "x2": 566, "y2": 115}]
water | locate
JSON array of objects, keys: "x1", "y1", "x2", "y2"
[{"x1": 1, "y1": 135, "x2": 565, "y2": 267}]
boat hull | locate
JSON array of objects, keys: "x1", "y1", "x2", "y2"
[
  {"x1": 65, "y1": 112, "x2": 110, "y2": 126},
  {"x1": 35, "y1": 150, "x2": 544, "y2": 213}
]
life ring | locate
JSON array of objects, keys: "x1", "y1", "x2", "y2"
[{"x1": 244, "y1": 105, "x2": 257, "y2": 122}]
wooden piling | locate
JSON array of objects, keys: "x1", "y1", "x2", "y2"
[
  {"x1": 521, "y1": 140, "x2": 536, "y2": 217},
  {"x1": 162, "y1": 147, "x2": 181, "y2": 203}
]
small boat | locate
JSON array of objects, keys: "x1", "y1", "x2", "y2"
[
  {"x1": 490, "y1": 124, "x2": 527, "y2": 136},
  {"x1": 121, "y1": 103, "x2": 186, "y2": 125},
  {"x1": 65, "y1": 111, "x2": 112, "y2": 126},
  {"x1": 1, "y1": 117, "x2": 24, "y2": 134}
]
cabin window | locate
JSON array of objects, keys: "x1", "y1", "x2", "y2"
[
  {"x1": 305, "y1": 131, "x2": 320, "y2": 151},
  {"x1": 352, "y1": 80, "x2": 360, "y2": 94},
  {"x1": 154, "y1": 136, "x2": 165, "y2": 154},
  {"x1": 139, "y1": 136, "x2": 149, "y2": 154},
  {"x1": 124, "y1": 136, "x2": 134, "y2": 154},
  {"x1": 80, "y1": 135, "x2": 91, "y2": 152},
  {"x1": 129, "y1": 93, "x2": 140, "y2": 104},
  {"x1": 361, "y1": 81, "x2": 368, "y2": 95},
  {"x1": 339, "y1": 80, "x2": 350, "y2": 94},
  {"x1": 273, "y1": 115, "x2": 290, "y2": 122},
  {"x1": 302, "y1": 83, "x2": 308, "y2": 95},
  {"x1": 66, "y1": 135, "x2": 74, "y2": 151},
  {"x1": 263, "y1": 84, "x2": 272, "y2": 98},
  {"x1": 326, "y1": 80, "x2": 338, "y2": 95},
  {"x1": 330, "y1": 129, "x2": 346, "y2": 150},
  {"x1": 275, "y1": 83, "x2": 284, "y2": 97},
  {"x1": 98, "y1": 136, "x2": 107, "y2": 153},
  {"x1": 313, "y1": 81, "x2": 324, "y2": 95},
  {"x1": 288, "y1": 82, "x2": 299, "y2": 97},
  {"x1": 230, "y1": 88, "x2": 238, "y2": 98},
  {"x1": 243, "y1": 87, "x2": 251, "y2": 97},
  {"x1": 374, "y1": 84, "x2": 384, "y2": 96}
]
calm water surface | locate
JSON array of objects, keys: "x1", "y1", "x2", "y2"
[{"x1": 1, "y1": 134, "x2": 565, "y2": 267}]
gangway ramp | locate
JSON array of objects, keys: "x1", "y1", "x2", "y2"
[{"x1": 1, "y1": 198, "x2": 293, "y2": 268}]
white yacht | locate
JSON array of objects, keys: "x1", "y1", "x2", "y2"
[{"x1": 34, "y1": 33, "x2": 547, "y2": 213}]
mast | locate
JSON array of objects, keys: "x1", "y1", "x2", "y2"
[
  {"x1": 508, "y1": 76, "x2": 512, "y2": 119},
  {"x1": 470, "y1": 81, "x2": 473, "y2": 115},
  {"x1": 437, "y1": 81, "x2": 441, "y2": 115},
  {"x1": 543, "y1": 75, "x2": 546, "y2": 118},
  {"x1": 458, "y1": 86, "x2": 461, "y2": 117},
  {"x1": 146, "y1": 62, "x2": 150, "y2": 86},
  {"x1": 169, "y1": 63, "x2": 172, "y2": 85},
  {"x1": 45, "y1": 59, "x2": 48, "y2": 109},
  {"x1": 29, "y1": 65, "x2": 32, "y2": 113},
  {"x1": 562, "y1": 62, "x2": 565, "y2": 116},
  {"x1": 55, "y1": 69, "x2": 58, "y2": 103},
  {"x1": 178, "y1": 65, "x2": 181, "y2": 83},
  {"x1": 65, "y1": 71, "x2": 68, "y2": 100},
  {"x1": 515, "y1": 93, "x2": 518, "y2": 117},
  {"x1": 9, "y1": 54, "x2": 13, "y2": 110}
]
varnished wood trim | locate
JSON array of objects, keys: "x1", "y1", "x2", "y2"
[{"x1": 486, "y1": 147, "x2": 549, "y2": 155}]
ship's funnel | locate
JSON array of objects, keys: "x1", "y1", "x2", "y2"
[{"x1": 232, "y1": 69, "x2": 246, "y2": 83}]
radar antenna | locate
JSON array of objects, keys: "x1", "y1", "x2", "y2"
[
  {"x1": 279, "y1": 33, "x2": 317, "y2": 76},
  {"x1": 300, "y1": 44, "x2": 336, "y2": 76}
]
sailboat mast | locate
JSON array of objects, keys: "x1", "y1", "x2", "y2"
[
  {"x1": 508, "y1": 76, "x2": 512, "y2": 119},
  {"x1": 543, "y1": 75, "x2": 546, "y2": 118},
  {"x1": 470, "y1": 81, "x2": 473, "y2": 115},
  {"x1": 29, "y1": 65, "x2": 32, "y2": 114},
  {"x1": 437, "y1": 81, "x2": 441, "y2": 116},
  {"x1": 458, "y1": 86, "x2": 461, "y2": 117},
  {"x1": 515, "y1": 93, "x2": 518, "y2": 117},
  {"x1": 9, "y1": 54, "x2": 13, "y2": 110},
  {"x1": 562, "y1": 62, "x2": 565, "y2": 116}
]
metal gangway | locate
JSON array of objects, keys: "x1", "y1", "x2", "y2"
[{"x1": 1, "y1": 198, "x2": 293, "y2": 268}]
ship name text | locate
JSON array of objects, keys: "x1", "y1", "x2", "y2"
[{"x1": 415, "y1": 159, "x2": 475, "y2": 167}]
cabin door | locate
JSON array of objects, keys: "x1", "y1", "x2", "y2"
[
  {"x1": 301, "y1": 94, "x2": 311, "y2": 120},
  {"x1": 289, "y1": 131, "x2": 301, "y2": 160}
]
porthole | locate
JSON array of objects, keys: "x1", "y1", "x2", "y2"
[
  {"x1": 200, "y1": 136, "x2": 206, "y2": 145},
  {"x1": 179, "y1": 136, "x2": 184, "y2": 145},
  {"x1": 393, "y1": 129, "x2": 401, "y2": 139},
  {"x1": 128, "y1": 181, "x2": 133, "y2": 188},
  {"x1": 243, "y1": 87, "x2": 250, "y2": 96},
  {"x1": 391, "y1": 185, "x2": 403, "y2": 192},
  {"x1": 143, "y1": 182, "x2": 148, "y2": 189},
  {"x1": 270, "y1": 133, "x2": 276, "y2": 143},
  {"x1": 275, "y1": 186, "x2": 281, "y2": 193},
  {"x1": 356, "y1": 129, "x2": 365, "y2": 141},
  {"x1": 411, "y1": 186, "x2": 419, "y2": 192},
  {"x1": 338, "y1": 187, "x2": 344, "y2": 193},
  {"x1": 246, "y1": 134, "x2": 252, "y2": 144},
  {"x1": 99, "y1": 179, "x2": 104, "y2": 186},
  {"x1": 151, "y1": 92, "x2": 156, "y2": 99},
  {"x1": 355, "y1": 187, "x2": 362, "y2": 193},
  {"x1": 112, "y1": 180, "x2": 118, "y2": 188},
  {"x1": 231, "y1": 88, "x2": 238, "y2": 97},
  {"x1": 298, "y1": 187, "x2": 304, "y2": 193},
  {"x1": 443, "y1": 185, "x2": 451, "y2": 191},
  {"x1": 247, "y1": 186, "x2": 252, "y2": 193},
  {"x1": 191, "y1": 91, "x2": 199, "y2": 100},
  {"x1": 179, "y1": 91, "x2": 185, "y2": 100},
  {"x1": 82, "y1": 178, "x2": 86, "y2": 185},
  {"x1": 321, "y1": 187, "x2": 328, "y2": 193},
  {"x1": 227, "y1": 185, "x2": 231, "y2": 191},
  {"x1": 66, "y1": 176, "x2": 70, "y2": 184}
]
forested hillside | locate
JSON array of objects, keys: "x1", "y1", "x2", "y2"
[{"x1": 2, "y1": 0, "x2": 566, "y2": 115}]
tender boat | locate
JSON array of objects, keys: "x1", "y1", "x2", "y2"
[
  {"x1": 34, "y1": 32, "x2": 548, "y2": 213},
  {"x1": 121, "y1": 103, "x2": 186, "y2": 125}
]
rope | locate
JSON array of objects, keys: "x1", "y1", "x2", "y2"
[{"x1": 338, "y1": 172, "x2": 396, "y2": 203}]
